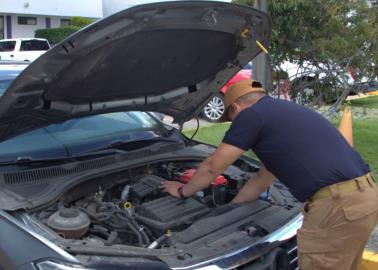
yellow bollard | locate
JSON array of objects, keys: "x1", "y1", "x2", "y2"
[
  {"x1": 338, "y1": 106, "x2": 353, "y2": 147},
  {"x1": 362, "y1": 251, "x2": 378, "y2": 270}
]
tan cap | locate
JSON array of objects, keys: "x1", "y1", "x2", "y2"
[{"x1": 220, "y1": 79, "x2": 266, "y2": 122}]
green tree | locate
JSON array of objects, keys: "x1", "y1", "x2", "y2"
[
  {"x1": 71, "y1": 16, "x2": 94, "y2": 28},
  {"x1": 233, "y1": 0, "x2": 378, "y2": 113}
]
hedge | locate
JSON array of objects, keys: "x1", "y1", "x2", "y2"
[
  {"x1": 35, "y1": 25, "x2": 81, "y2": 45},
  {"x1": 71, "y1": 16, "x2": 93, "y2": 28}
]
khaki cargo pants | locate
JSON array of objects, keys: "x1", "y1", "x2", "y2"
[{"x1": 297, "y1": 175, "x2": 378, "y2": 270}]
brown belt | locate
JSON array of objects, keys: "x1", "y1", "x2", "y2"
[{"x1": 310, "y1": 173, "x2": 376, "y2": 201}]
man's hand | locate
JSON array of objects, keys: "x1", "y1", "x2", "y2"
[
  {"x1": 161, "y1": 143, "x2": 245, "y2": 198},
  {"x1": 179, "y1": 143, "x2": 245, "y2": 197},
  {"x1": 160, "y1": 181, "x2": 184, "y2": 198}
]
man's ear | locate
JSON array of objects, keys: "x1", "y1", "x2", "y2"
[
  {"x1": 232, "y1": 102, "x2": 243, "y2": 113},
  {"x1": 228, "y1": 104, "x2": 235, "y2": 114}
]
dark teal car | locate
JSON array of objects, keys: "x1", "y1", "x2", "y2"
[{"x1": 0, "y1": 2, "x2": 302, "y2": 270}]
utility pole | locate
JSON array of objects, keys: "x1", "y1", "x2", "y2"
[{"x1": 252, "y1": 0, "x2": 272, "y2": 90}]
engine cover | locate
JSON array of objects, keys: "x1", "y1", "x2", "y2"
[{"x1": 134, "y1": 196, "x2": 209, "y2": 231}]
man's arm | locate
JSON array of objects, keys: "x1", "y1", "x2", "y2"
[
  {"x1": 160, "y1": 142, "x2": 245, "y2": 197},
  {"x1": 232, "y1": 165, "x2": 276, "y2": 204}
]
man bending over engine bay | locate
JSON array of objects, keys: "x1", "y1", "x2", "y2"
[{"x1": 161, "y1": 79, "x2": 378, "y2": 270}]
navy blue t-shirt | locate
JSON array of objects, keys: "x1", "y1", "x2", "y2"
[{"x1": 222, "y1": 96, "x2": 370, "y2": 202}]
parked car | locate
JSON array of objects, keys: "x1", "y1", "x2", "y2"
[
  {"x1": 0, "y1": 38, "x2": 50, "y2": 62},
  {"x1": 0, "y1": 2, "x2": 302, "y2": 270},
  {"x1": 350, "y1": 81, "x2": 378, "y2": 95},
  {"x1": 201, "y1": 63, "x2": 252, "y2": 122},
  {"x1": 0, "y1": 61, "x2": 29, "y2": 95}
]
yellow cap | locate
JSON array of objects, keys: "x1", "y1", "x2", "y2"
[
  {"x1": 220, "y1": 79, "x2": 266, "y2": 122},
  {"x1": 123, "y1": 202, "x2": 133, "y2": 209}
]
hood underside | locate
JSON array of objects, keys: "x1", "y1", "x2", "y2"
[{"x1": 0, "y1": 1, "x2": 271, "y2": 142}]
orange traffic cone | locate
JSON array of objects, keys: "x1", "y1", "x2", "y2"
[{"x1": 338, "y1": 106, "x2": 353, "y2": 147}]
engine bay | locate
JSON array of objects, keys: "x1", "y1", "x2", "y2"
[{"x1": 32, "y1": 160, "x2": 298, "y2": 252}]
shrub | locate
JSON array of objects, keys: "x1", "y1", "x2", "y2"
[{"x1": 35, "y1": 25, "x2": 81, "y2": 45}]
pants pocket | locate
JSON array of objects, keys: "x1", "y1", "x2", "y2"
[
  {"x1": 342, "y1": 189, "x2": 378, "y2": 221},
  {"x1": 297, "y1": 225, "x2": 345, "y2": 270}
]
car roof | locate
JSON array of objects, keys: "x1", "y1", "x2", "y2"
[
  {"x1": 0, "y1": 61, "x2": 29, "y2": 72},
  {"x1": 0, "y1": 60, "x2": 30, "y2": 65},
  {"x1": 0, "y1": 38, "x2": 48, "y2": 42},
  {"x1": 0, "y1": 69, "x2": 23, "y2": 79}
]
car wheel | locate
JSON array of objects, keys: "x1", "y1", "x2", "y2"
[{"x1": 202, "y1": 94, "x2": 225, "y2": 122}]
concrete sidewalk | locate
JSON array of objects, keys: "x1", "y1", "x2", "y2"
[{"x1": 162, "y1": 115, "x2": 215, "y2": 130}]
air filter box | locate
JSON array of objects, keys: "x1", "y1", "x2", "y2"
[{"x1": 130, "y1": 175, "x2": 164, "y2": 200}]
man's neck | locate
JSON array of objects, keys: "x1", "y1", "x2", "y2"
[{"x1": 246, "y1": 94, "x2": 266, "y2": 107}]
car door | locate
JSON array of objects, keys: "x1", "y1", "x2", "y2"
[
  {"x1": 0, "y1": 40, "x2": 17, "y2": 61},
  {"x1": 17, "y1": 39, "x2": 50, "y2": 61}
]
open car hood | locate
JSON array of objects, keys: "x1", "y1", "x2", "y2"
[{"x1": 0, "y1": 1, "x2": 270, "y2": 142}]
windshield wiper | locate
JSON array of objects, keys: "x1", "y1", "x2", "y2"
[
  {"x1": 0, "y1": 135, "x2": 181, "y2": 166},
  {"x1": 79, "y1": 137, "x2": 180, "y2": 155},
  {"x1": 0, "y1": 148, "x2": 126, "y2": 166}
]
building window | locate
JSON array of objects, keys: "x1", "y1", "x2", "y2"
[
  {"x1": 61, "y1": 19, "x2": 71, "y2": 27},
  {"x1": 18, "y1": 16, "x2": 37, "y2": 25}
]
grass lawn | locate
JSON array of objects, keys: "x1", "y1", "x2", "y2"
[
  {"x1": 183, "y1": 118, "x2": 378, "y2": 182},
  {"x1": 350, "y1": 95, "x2": 378, "y2": 109},
  {"x1": 347, "y1": 118, "x2": 378, "y2": 180},
  {"x1": 184, "y1": 122, "x2": 231, "y2": 146}
]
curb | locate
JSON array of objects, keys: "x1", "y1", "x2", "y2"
[{"x1": 362, "y1": 251, "x2": 378, "y2": 270}]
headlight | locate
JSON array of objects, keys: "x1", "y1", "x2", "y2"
[{"x1": 35, "y1": 261, "x2": 92, "y2": 270}]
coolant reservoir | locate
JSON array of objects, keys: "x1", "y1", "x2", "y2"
[{"x1": 47, "y1": 208, "x2": 90, "y2": 238}]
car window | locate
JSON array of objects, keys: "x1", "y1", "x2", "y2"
[
  {"x1": 0, "y1": 112, "x2": 166, "y2": 161},
  {"x1": 20, "y1": 40, "x2": 49, "y2": 51},
  {"x1": 0, "y1": 41, "x2": 16, "y2": 52},
  {"x1": 243, "y1": 62, "x2": 252, "y2": 70}
]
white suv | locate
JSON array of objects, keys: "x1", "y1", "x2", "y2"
[{"x1": 0, "y1": 38, "x2": 50, "y2": 62}]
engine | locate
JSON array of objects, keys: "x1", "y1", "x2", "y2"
[{"x1": 35, "y1": 161, "x2": 263, "y2": 249}]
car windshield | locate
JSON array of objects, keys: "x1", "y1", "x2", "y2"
[{"x1": 0, "y1": 111, "x2": 169, "y2": 162}]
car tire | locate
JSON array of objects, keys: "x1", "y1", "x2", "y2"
[{"x1": 202, "y1": 94, "x2": 225, "y2": 122}]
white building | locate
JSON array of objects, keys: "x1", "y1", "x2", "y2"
[
  {"x1": 102, "y1": 0, "x2": 162, "y2": 18},
  {"x1": 0, "y1": 0, "x2": 232, "y2": 39},
  {"x1": 367, "y1": 0, "x2": 378, "y2": 7},
  {"x1": 102, "y1": 0, "x2": 231, "y2": 18},
  {"x1": 0, "y1": 0, "x2": 102, "y2": 39}
]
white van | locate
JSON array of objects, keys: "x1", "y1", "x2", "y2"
[{"x1": 0, "y1": 38, "x2": 50, "y2": 62}]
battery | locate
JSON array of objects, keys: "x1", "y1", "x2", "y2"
[
  {"x1": 181, "y1": 169, "x2": 196, "y2": 183},
  {"x1": 181, "y1": 169, "x2": 228, "y2": 205}
]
